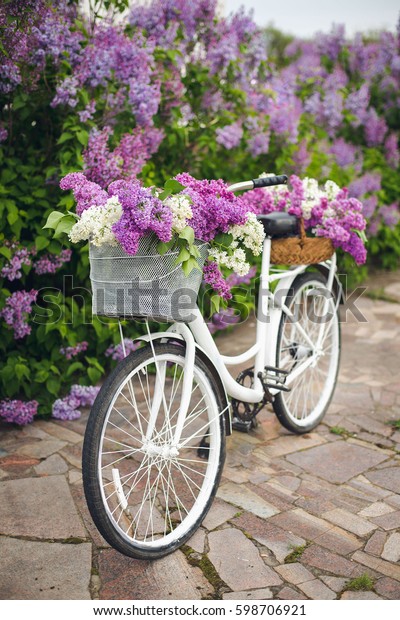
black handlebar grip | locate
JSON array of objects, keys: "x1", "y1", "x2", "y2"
[{"x1": 252, "y1": 174, "x2": 288, "y2": 189}]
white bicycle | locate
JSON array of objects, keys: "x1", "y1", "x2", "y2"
[{"x1": 82, "y1": 174, "x2": 342, "y2": 559}]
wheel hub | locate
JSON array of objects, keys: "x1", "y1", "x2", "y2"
[{"x1": 142, "y1": 441, "x2": 179, "y2": 459}]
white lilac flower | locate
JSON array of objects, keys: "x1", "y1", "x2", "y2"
[
  {"x1": 165, "y1": 194, "x2": 193, "y2": 233},
  {"x1": 324, "y1": 180, "x2": 341, "y2": 200},
  {"x1": 69, "y1": 196, "x2": 122, "y2": 246},
  {"x1": 302, "y1": 177, "x2": 324, "y2": 219},
  {"x1": 208, "y1": 247, "x2": 250, "y2": 276},
  {"x1": 229, "y1": 212, "x2": 265, "y2": 255}
]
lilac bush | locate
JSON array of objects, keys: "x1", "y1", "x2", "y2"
[{"x1": 0, "y1": 0, "x2": 399, "y2": 423}]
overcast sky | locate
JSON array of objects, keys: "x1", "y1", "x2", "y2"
[{"x1": 223, "y1": 0, "x2": 399, "y2": 37}]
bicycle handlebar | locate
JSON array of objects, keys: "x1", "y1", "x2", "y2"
[
  {"x1": 227, "y1": 174, "x2": 288, "y2": 193},
  {"x1": 252, "y1": 174, "x2": 288, "y2": 188}
]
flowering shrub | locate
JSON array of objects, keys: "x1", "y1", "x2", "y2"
[{"x1": 0, "y1": 0, "x2": 398, "y2": 423}]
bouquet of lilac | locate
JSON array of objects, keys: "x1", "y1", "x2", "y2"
[
  {"x1": 45, "y1": 172, "x2": 266, "y2": 302},
  {"x1": 241, "y1": 175, "x2": 367, "y2": 265}
]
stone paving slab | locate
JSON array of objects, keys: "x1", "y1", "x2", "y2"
[
  {"x1": 0, "y1": 537, "x2": 92, "y2": 599},
  {"x1": 0, "y1": 475, "x2": 86, "y2": 539},
  {"x1": 1, "y1": 289, "x2": 400, "y2": 600},
  {"x1": 207, "y1": 529, "x2": 283, "y2": 590},
  {"x1": 98, "y1": 549, "x2": 213, "y2": 600}
]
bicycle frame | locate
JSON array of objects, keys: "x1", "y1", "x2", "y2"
[{"x1": 139, "y1": 238, "x2": 338, "y2": 445}]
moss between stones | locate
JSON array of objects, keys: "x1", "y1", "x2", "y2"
[
  {"x1": 182, "y1": 545, "x2": 229, "y2": 599},
  {"x1": 345, "y1": 573, "x2": 375, "y2": 591},
  {"x1": 329, "y1": 426, "x2": 354, "y2": 438},
  {"x1": 284, "y1": 542, "x2": 310, "y2": 564}
]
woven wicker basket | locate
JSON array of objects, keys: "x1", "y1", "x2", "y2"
[{"x1": 270, "y1": 218, "x2": 334, "y2": 265}]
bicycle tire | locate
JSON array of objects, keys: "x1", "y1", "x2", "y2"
[
  {"x1": 82, "y1": 341, "x2": 226, "y2": 559},
  {"x1": 273, "y1": 272, "x2": 341, "y2": 434}
]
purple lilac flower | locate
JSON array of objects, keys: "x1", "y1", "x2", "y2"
[
  {"x1": 78, "y1": 100, "x2": 96, "y2": 123},
  {"x1": 60, "y1": 173, "x2": 108, "y2": 216},
  {"x1": 208, "y1": 307, "x2": 240, "y2": 334},
  {"x1": 60, "y1": 341, "x2": 89, "y2": 360},
  {"x1": 203, "y1": 261, "x2": 232, "y2": 300},
  {"x1": 175, "y1": 173, "x2": 248, "y2": 242},
  {"x1": 362, "y1": 196, "x2": 378, "y2": 218},
  {"x1": 384, "y1": 134, "x2": 400, "y2": 169},
  {"x1": 329, "y1": 139, "x2": 357, "y2": 168},
  {"x1": 345, "y1": 84, "x2": 370, "y2": 127},
  {"x1": 247, "y1": 131, "x2": 270, "y2": 157},
  {"x1": 0, "y1": 289, "x2": 38, "y2": 339},
  {"x1": 109, "y1": 180, "x2": 173, "y2": 254},
  {"x1": 349, "y1": 173, "x2": 382, "y2": 198},
  {"x1": 364, "y1": 109, "x2": 388, "y2": 147},
  {"x1": 52, "y1": 396, "x2": 81, "y2": 421},
  {"x1": 0, "y1": 399, "x2": 38, "y2": 425},
  {"x1": 33, "y1": 249, "x2": 72, "y2": 275},
  {"x1": 226, "y1": 265, "x2": 257, "y2": 287},
  {"x1": 82, "y1": 127, "x2": 123, "y2": 189},
  {"x1": 380, "y1": 204, "x2": 400, "y2": 228},
  {"x1": 1, "y1": 247, "x2": 33, "y2": 281},
  {"x1": 83, "y1": 127, "x2": 164, "y2": 188},
  {"x1": 216, "y1": 123, "x2": 243, "y2": 149},
  {"x1": 0, "y1": 125, "x2": 8, "y2": 142},
  {"x1": 70, "y1": 385, "x2": 100, "y2": 408},
  {"x1": 316, "y1": 24, "x2": 345, "y2": 61},
  {"x1": 52, "y1": 384, "x2": 100, "y2": 421},
  {"x1": 128, "y1": 80, "x2": 161, "y2": 126},
  {"x1": 51, "y1": 76, "x2": 79, "y2": 108},
  {"x1": 287, "y1": 175, "x2": 305, "y2": 217},
  {"x1": 292, "y1": 141, "x2": 311, "y2": 175},
  {"x1": 105, "y1": 339, "x2": 141, "y2": 361}
]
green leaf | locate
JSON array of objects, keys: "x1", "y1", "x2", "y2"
[
  {"x1": 7, "y1": 208, "x2": 18, "y2": 226},
  {"x1": 43, "y1": 211, "x2": 66, "y2": 230},
  {"x1": 157, "y1": 240, "x2": 175, "y2": 255},
  {"x1": 66, "y1": 361, "x2": 85, "y2": 377},
  {"x1": 15, "y1": 363, "x2": 30, "y2": 381},
  {"x1": 54, "y1": 216, "x2": 75, "y2": 239},
  {"x1": 179, "y1": 226, "x2": 195, "y2": 245},
  {"x1": 46, "y1": 377, "x2": 61, "y2": 396},
  {"x1": 210, "y1": 295, "x2": 221, "y2": 315},
  {"x1": 88, "y1": 367, "x2": 101, "y2": 384},
  {"x1": 164, "y1": 179, "x2": 185, "y2": 195},
  {"x1": 181, "y1": 257, "x2": 201, "y2": 277},
  {"x1": 35, "y1": 235, "x2": 50, "y2": 251},
  {"x1": 35, "y1": 369, "x2": 49, "y2": 383},
  {"x1": 175, "y1": 247, "x2": 190, "y2": 264},
  {"x1": 76, "y1": 130, "x2": 89, "y2": 146},
  {"x1": 214, "y1": 233, "x2": 233, "y2": 248},
  {"x1": 0, "y1": 246, "x2": 11, "y2": 260},
  {"x1": 57, "y1": 132, "x2": 73, "y2": 145}
]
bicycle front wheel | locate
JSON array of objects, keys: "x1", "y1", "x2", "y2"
[
  {"x1": 273, "y1": 272, "x2": 341, "y2": 434},
  {"x1": 82, "y1": 342, "x2": 226, "y2": 559}
]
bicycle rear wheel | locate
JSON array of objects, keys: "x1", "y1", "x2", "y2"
[
  {"x1": 273, "y1": 272, "x2": 341, "y2": 434},
  {"x1": 82, "y1": 341, "x2": 226, "y2": 559}
]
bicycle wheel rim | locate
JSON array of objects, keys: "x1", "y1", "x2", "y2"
[
  {"x1": 276, "y1": 278, "x2": 340, "y2": 428},
  {"x1": 96, "y1": 351, "x2": 222, "y2": 551}
]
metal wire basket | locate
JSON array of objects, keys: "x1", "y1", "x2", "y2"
[{"x1": 89, "y1": 236, "x2": 208, "y2": 322}]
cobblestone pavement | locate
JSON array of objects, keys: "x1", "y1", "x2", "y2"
[{"x1": 1, "y1": 277, "x2": 400, "y2": 600}]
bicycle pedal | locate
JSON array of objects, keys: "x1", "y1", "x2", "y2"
[
  {"x1": 232, "y1": 417, "x2": 253, "y2": 433},
  {"x1": 258, "y1": 367, "x2": 291, "y2": 393}
]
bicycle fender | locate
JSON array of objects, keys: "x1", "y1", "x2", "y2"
[
  {"x1": 133, "y1": 332, "x2": 232, "y2": 436},
  {"x1": 315, "y1": 265, "x2": 344, "y2": 304},
  {"x1": 263, "y1": 272, "x2": 299, "y2": 369}
]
